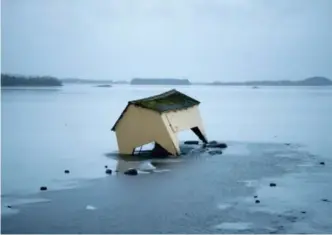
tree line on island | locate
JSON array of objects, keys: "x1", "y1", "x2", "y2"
[
  {"x1": 1, "y1": 73, "x2": 331, "y2": 87},
  {"x1": 1, "y1": 74, "x2": 62, "y2": 87},
  {"x1": 209, "y1": 76, "x2": 332, "y2": 86},
  {"x1": 130, "y1": 78, "x2": 191, "y2": 85},
  {"x1": 123, "y1": 77, "x2": 332, "y2": 86}
]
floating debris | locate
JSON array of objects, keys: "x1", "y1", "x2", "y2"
[
  {"x1": 270, "y1": 183, "x2": 277, "y2": 187},
  {"x1": 95, "y1": 84, "x2": 112, "y2": 88},
  {"x1": 105, "y1": 169, "x2": 112, "y2": 175},
  {"x1": 206, "y1": 142, "x2": 228, "y2": 149},
  {"x1": 124, "y1": 168, "x2": 138, "y2": 175},
  {"x1": 184, "y1": 140, "x2": 199, "y2": 145}
]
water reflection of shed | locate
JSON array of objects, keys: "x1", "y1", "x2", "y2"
[{"x1": 111, "y1": 89, "x2": 208, "y2": 157}]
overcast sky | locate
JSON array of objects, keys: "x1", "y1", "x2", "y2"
[{"x1": 1, "y1": 0, "x2": 332, "y2": 82}]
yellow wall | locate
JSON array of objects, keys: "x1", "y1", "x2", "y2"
[
  {"x1": 162, "y1": 105, "x2": 206, "y2": 134},
  {"x1": 115, "y1": 105, "x2": 179, "y2": 156}
]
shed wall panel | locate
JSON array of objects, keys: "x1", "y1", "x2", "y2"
[
  {"x1": 115, "y1": 105, "x2": 179, "y2": 156},
  {"x1": 163, "y1": 105, "x2": 206, "y2": 135}
]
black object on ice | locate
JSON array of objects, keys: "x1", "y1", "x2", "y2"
[
  {"x1": 205, "y1": 141, "x2": 227, "y2": 149},
  {"x1": 184, "y1": 140, "x2": 199, "y2": 145},
  {"x1": 105, "y1": 165, "x2": 108, "y2": 168},
  {"x1": 255, "y1": 200, "x2": 260, "y2": 204},
  {"x1": 105, "y1": 169, "x2": 112, "y2": 175},
  {"x1": 64, "y1": 170, "x2": 70, "y2": 174},
  {"x1": 270, "y1": 183, "x2": 277, "y2": 187},
  {"x1": 96, "y1": 84, "x2": 112, "y2": 88},
  {"x1": 320, "y1": 161, "x2": 325, "y2": 165},
  {"x1": 209, "y1": 140, "x2": 218, "y2": 144},
  {"x1": 40, "y1": 186, "x2": 47, "y2": 191},
  {"x1": 322, "y1": 199, "x2": 330, "y2": 202},
  {"x1": 124, "y1": 169, "x2": 138, "y2": 175},
  {"x1": 254, "y1": 195, "x2": 258, "y2": 198}
]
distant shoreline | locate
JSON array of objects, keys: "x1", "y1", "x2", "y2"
[
  {"x1": 195, "y1": 77, "x2": 332, "y2": 87},
  {"x1": 1, "y1": 74, "x2": 62, "y2": 87},
  {"x1": 130, "y1": 78, "x2": 191, "y2": 85},
  {"x1": 2, "y1": 74, "x2": 332, "y2": 87},
  {"x1": 58, "y1": 76, "x2": 332, "y2": 86}
]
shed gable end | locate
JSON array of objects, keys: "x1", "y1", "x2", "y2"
[{"x1": 114, "y1": 105, "x2": 179, "y2": 155}]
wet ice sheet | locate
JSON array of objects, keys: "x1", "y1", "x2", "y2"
[
  {"x1": 239, "y1": 180, "x2": 259, "y2": 188},
  {"x1": 2, "y1": 141, "x2": 332, "y2": 234},
  {"x1": 220, "y1": 142, "x2": 250, "y2": 156},
  {"x1": 115, "y1": 160, "x2": 170, "y2": 173},
  {"x1": 217, "y1": 203, "x2": 232, "y2": 210},
  {"x1": 251, "y1": 172, "x2": 332, "y2": 213},
  {"x1": 1, "y1": 207, "x2": 20, "y2": 216},
  {"x1": 215, "y1": 222, "x2": 252, "y2": 230},
  {"x1": 1, "y1": 197, "x2": 51, "y2": 216},
  {"x1": 226, "y1": 171, "x2": 332, "y2": 233}
]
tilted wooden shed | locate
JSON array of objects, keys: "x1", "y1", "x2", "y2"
[{"x1": 111, "y1": 89, "x2": 208, "y2": 157}]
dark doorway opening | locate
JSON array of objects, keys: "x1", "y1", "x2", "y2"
[{"x1": 133, "y1": 142, "x2": 170, "y2": 157}]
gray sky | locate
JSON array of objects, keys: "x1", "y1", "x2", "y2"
[{"x1": 2, "y1": 0, "x2": 332, "y2": 82}]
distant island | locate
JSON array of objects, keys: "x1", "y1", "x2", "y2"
[
  {"x1": 131, "y1": 78, "x2": 191, "y2": 85},
  {"x1": 95, "y1": 84, "x2": 112, "y2": 88},
  {"x1": 1, "y1": 74, "x2": 62, "y2": 87},
  {"x1": 61, "y1": 78, "x2": 114, "y2": 85},
  {"x1": 208, "y1": 77, "x2": 332, "y2": 86}
]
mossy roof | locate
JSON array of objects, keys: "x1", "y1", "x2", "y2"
[
  {"x1": 129, "y1": 89, "x2": 200, "y2": 112},
  {"x1": 111, "y1": 89, "x2": 200, "y2": 131}
]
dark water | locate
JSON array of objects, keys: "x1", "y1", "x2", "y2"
[{"x1": 1, "y1": 85, "x2": 332, "y2": 233}]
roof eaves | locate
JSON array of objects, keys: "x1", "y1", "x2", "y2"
[
  {"x1": 129, "y1": 89, "x2": 177, "y2": 104},
  {"x1": 111, "y1": 103, "x2": 131, "y2": 131}
]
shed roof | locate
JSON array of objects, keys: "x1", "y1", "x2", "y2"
[
  {"x1": 111, "y1": 89, "x2": 200, "y2": 131},
  {"x1": 129, "y1": 89, "x2": 200, "y2": 112}
]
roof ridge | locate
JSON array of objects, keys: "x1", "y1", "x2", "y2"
[{"x1": 129, "y1": 89, "x2": 178, "y2": 104}]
